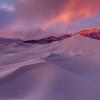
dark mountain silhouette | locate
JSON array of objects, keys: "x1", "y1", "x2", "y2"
[
  {"x1": 23, "y1": 29, "x2": 100, "y2": 45},
  {"x1": 0, "y1": 29, "x2": 100, "y2": 46},
  {"x1": 23, "y1": 34, "x2": 71, "y2": 44}
]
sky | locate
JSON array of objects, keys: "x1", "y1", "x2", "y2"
[{"x1": 0, "y1": 0, "x2": 100, "y2": 39}]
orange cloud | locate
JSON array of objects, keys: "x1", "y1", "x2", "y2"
[
  {"x1": 2, "y1": 0, "x2": 95, "y2": 33},
  {"x1": 41, "y1": 0, "x2": 100, "y2": 29}
]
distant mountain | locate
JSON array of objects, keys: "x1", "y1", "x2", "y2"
[
  {"x1": 0, "y1": 37, "x2": 23, "y2": 44},
  {"x1": 23, "y1": 29, "x2": 100, "y2": 44},
  {"x1": 23, "y1": 34, "x2": 71, "y2": 44},
  {"x1": 0, "y1": 37, "x2": 24, "y2": 49},
  {"x1": 0, "y1": 29, "x2": 100, "y2": 46},
  {"x1": 76, "y1": 29, "x2": 100, "y2": 40}
]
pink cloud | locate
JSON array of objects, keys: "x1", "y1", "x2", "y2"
[{"x1": 16, "y1": 0, "x2": 100, "y2": 29}]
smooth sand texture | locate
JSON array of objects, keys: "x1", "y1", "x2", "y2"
[{"x1": 0, "y1": 35, "x2": 100, "y2": 100}]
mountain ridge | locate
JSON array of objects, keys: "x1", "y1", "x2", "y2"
[
  {"x1": 0, "y1": 29, "x2": 100, "y2": 45},
  {"x1": 23, "y1": 29, "x2": 100, "y2": 44}
]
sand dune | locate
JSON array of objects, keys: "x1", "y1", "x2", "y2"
[{"x1": 0, "y1": 35, "x2": 100, "y2": 100}]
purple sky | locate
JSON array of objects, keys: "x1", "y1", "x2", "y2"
[{"x1": 0, "y1": 0, "x2": 100, "y2": 39}]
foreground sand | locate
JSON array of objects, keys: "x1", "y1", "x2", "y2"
[{"x1": 0, "y1": 35, "x2": 100, "y2": 100}]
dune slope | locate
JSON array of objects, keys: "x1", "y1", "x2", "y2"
[{"x1": 0, "y1": 35, "x2": 100, "y2": 100}]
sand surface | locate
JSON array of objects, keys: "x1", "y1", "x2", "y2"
[{"x1": 0, "y1": 35, "x2": 100, "y2": 100}]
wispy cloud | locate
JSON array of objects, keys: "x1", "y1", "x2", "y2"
[
  {"x1": 16, "y1": 0, "x2": 100, "y2": 29},
  {"x1": 0, "y1": 4, "x2": 15, "y2": 12}
]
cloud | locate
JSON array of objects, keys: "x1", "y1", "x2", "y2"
[
  {"x1": 0, "y1": 0, "x2": 100, "y2": 39},
  {"x1": 16, "y1": 0, "x2": 69, "y2": 20},
  {"x1": 16, "y1": 0, "x2": 100, "y2": 29},
  {"x1": 0, "y1": 4, "x2": 15, "y2": 12},
  {"x1": 0, "y1": 4, "x2": 16, "y2": 27},
  {"x1": 0, "y1": 10, "x2": 15, "y2": 27}
]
